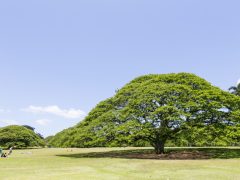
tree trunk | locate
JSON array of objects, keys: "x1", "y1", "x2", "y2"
[{"x1": 154, "y1": 140, "x2": 165, "y2": 154}]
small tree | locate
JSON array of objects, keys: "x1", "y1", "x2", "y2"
[{"x1": 0, "y1": 125, "x2": 45, "y2": 148}]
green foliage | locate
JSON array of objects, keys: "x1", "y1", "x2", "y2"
[
  {"x1": 50, "y1": 73, "x2": 240, "y2": 153},
  {"x1": 22, "y1": 125, "x2": 35, "y2": 131},
  {"x1": 45, "y1": 135, "x2": 54, "y2": 142},
  {"x1": 229, "y1": 83, "x2": 240, "y2": 96},
  {"x1": 0, "y1": 125, "x2": 45, "y2": 148}
]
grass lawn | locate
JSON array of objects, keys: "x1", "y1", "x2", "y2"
[{"x1": 0, "y1": 147, "x2": 239, "y2": 180}]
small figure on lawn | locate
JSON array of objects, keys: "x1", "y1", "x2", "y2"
[
  {"x1": 1, "y1": 152, "x2": 8, "y2": 158},
  {"x1": 8, "y1": 146, "x2": 13, "y2": 156}
]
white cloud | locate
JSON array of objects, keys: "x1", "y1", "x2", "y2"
[
  {"x1": 35, "y1": 119, "x2": 51, "y2": 126},
  {"x1": 0, "y1": 119, "x2": 19, "y2": 125},
  {"x1": 0, "y1": 109, "x2": 11, "y2": 113},
  {"x1": 23, "y1": 105, "x2": 86, "y2": 119}
]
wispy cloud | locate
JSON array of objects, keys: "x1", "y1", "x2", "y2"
[
  {"x1": 237, "y1": 78, "x2": 240, "y2": 85},
  {"x1": 35, "y1": 119, "x2": 51, "y2": 126},
  {"x1": 23, "y1": 105, "x2": 86, "y2": 119},
  {"x1": 0, "y1": 109, "x2": 11, "y2": 113},
  {"x1": 0, "y1": 119, "x2": 19, "y2": 125}
]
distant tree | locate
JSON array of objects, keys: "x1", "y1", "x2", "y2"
[
  {"x1": 22, "y1": 125, "x2": 35, "y2": 131},
  {"x1": 229, "y1": 83, "x2": 240, "y2": 96},
  {"x1": 0, "y1": 125, "x2": 45, "y2": 148}
]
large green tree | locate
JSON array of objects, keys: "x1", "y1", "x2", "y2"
[{"x1": 50, "y1": 73, "x2": 240, "y2": 154}]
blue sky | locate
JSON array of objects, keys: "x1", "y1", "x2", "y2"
[{"x1": 0, "y1": 1, "x2": 240, "y2": 136}]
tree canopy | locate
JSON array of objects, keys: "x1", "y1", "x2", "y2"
[
  {"x1": 0, "y1": 125, "x2": 45, "y2": 148},
  {"x1": 50, "y1": 73, "x2": 240, "y2": 154}
]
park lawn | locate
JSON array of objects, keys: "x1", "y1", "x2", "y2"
[{"x1": 0, "y1": 147, "x2": 239, "y2": 180}]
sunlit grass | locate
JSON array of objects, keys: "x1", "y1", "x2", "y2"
[{"x1": 0, "y1": 147, "x2": 239, "y2": 180}]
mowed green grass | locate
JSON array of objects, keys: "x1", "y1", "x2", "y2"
[{"x1": 0, "y1": 147, "x2": 240, "y2": 180}]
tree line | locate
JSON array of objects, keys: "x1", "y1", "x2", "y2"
[{"x1": 1, "y1": 73, "x2": 239, "y2": 153}]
